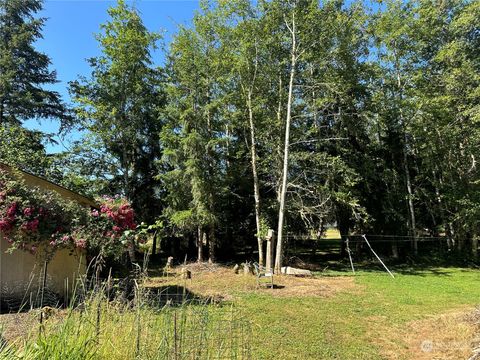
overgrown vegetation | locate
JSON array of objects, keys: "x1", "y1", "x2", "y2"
[
  {"x1": 2, "y1": 265, "x2": 480, "y2": 359},
  {"x1": 0, "y1": 0, "x2": 479, "y2": 358},
  {"x1": 2, "y1": 0, "x2": 479, "y2": 268},
  {"x1": 0, "y1": 277, "x2": 252, "y2": 360}
]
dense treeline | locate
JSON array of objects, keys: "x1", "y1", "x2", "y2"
[{"x1": 0, "y1": 0, "x2": 478, "y2": 268}]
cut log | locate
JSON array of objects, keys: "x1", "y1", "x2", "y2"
[{"x1": 280, "y1": 266, "x2": 312, "y2": 276}]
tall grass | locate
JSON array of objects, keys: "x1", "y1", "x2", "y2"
[{"x1": 1, "y1": 264, "x2": 252, "y2": 360}]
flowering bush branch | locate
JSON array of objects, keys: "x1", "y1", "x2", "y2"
[
  {"x1": 0, "y1": 169, "x2": 138, "y2": 261},
  {"x1": 75, "y1": 196, "x2": 138, "y2": 258}
]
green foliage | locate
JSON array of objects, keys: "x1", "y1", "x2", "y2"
[
  {"x1": 160, "y1": 4, "x2": 233, "y2": 254},
  {"x1": 0, "y1": 169, "x2": 139, "y2": 260},
  {"x1": 69, "y1": 0, "x2": 165, "y2": 223},
  {"x1": 0, "y1": 124, "x2": 53, "y2": 176},
  {"x1": 0, "y1": 0, "x2": 69, "y2": 126}
]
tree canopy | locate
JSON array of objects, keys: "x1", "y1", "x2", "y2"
[{"x1": 1, "y1": 0, "x2": 479, "y2": 267}]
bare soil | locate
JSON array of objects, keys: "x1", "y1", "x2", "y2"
[
  {"x1": 145, "y1": 263, "x2": 358, "y2": 300},
  {"x1": 0, "y1": 312, "x2": 37, "y2": 343}
]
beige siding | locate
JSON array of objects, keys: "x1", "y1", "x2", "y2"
[{"x1": 0, "y1": 232, "x2": 86, "y2": 298}]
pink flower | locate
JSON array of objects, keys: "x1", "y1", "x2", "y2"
[
  {"x1": 112, "y1": 225, "x2": 121, "y2": 232},
  {"x1": 75, "y1": 238, "x2": 87, "y2": 249},
  {"x1": 0, "y1": 219, "x2": 12, "y2": 231},
  {"x1": 6, "y1": 202, "x2": 17, "y2": 217},
  {"x1": 91, "y1": 209, "x2": 99, "y2": 217},
  {"x1": 25, "y1": 219, "x2": 39, "y2": 232},
  {"x1": 23, "y1": 207, "x2": 34, "y2": 217}
]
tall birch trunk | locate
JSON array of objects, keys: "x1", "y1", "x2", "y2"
[
  {"x1": 275, "y1": 13, "x2": 297, "y2": 273},
  {"x1": 247, "y1": 90, "x2": 264, "y2": 266},
  {"x1": 393, "y1": 45, "x2": 417, "y2": 255},
  {"x1": 402, "y1": 133, "x2": 417, "y2": 255}
]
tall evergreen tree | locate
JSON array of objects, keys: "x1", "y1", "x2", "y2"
[
  {"x1": 0, "y1": 0, "x2": 68, "y2": 126},
  {"x1": 160, "y1": 2, "x2": 231, "y2": 262}
]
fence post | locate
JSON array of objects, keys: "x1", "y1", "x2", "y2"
[
  {"x1": 266, "y1": 229, "x2": 275, "y2": 272},
  {"x1": 39, "y1": 260, "x2": 48, "y2": 336}
]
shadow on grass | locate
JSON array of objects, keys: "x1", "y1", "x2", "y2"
[
  {"x1": 147, "y1": 268, "x2": 176, "y2": 278},
  {"x1": 255, "y1": 284, "x2": 285, "y2": 290},
  {"x1": 143, "y1": 285, "x2": 226, "y2": 307}
]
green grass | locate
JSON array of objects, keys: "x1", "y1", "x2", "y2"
[
  {"x1": 2, "y1": 267, "x2": 479, "y2": 359},
  {"x1": 321, "y1": 228, "x2": 341, "y2": 239},
  {"x1": 237, "y1": 267, "x2": 480, "y2": 359}
]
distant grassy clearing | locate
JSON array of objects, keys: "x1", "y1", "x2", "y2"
[{"x1": 321, "y1": 228, "x2": 341, "y2": 239}]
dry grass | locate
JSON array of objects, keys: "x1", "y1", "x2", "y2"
[
  {"x1": 0, "y1": 312, "x2": 36, "y2": 343},
  {"x1": 145, "y1": 263, "x2": 358, "y2": 300},
  {"x1": 0, "y1": 308, "x2": 66, "y2": 344},
  {"x1": 371, "y1": 307, "x2": 480, "y2": 360}
]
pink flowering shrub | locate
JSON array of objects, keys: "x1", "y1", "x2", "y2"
[
  {"x1": 0, "y1": 169, "x2": 138, "y2": 259},
  {"x1": 74, "y1": 196, "x2": 138, "y2": 258}
]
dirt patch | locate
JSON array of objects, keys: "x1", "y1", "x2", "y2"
[
  {"x1": 260, "y1": 274, "x2": 357, "y2": 298},
  {"x1": 374, "y1": 307, "x2": 480, "y2": 360},
  {"x1": 145, "y1": 264, "x2": 358, "y2": 300},
  {"x1": 0, "y1": 308, "x2": 66, "y2": 345},
  {"x1": 0, "y1": 312, "x2": 37, "y2": 343}
]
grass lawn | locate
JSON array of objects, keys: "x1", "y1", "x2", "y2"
[
  {"x1": 2, "y1": 264, "x2": 479, "y2": 359},
  {"x1": 146, "y1": 264, "x2": 480, "y2": 359}
]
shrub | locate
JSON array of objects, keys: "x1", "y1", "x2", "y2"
[
  {"x1": 75, "y1": 196, "x2": 138, "y2": 259},
  {"x1": 0, "y1": 168, "x2": 138, "y2": 261}
]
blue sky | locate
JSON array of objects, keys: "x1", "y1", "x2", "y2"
[{"x1": 25, "y1": 0, "x2": 200, "y2": 153}]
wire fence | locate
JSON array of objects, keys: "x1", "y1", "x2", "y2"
[
  {"x1": 284, "y1": 233, "x2": 451, "y2": 261},
  {"x1": 137, "y1": 305, "x2": 252, "y2": 360}
]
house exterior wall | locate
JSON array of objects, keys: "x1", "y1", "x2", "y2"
[
  {"x1": 0, "y1": 232, "x2": 86, "y2": 300},
  {"x1": 0, "y1": 163, "x2": 92, "y2": 307}
]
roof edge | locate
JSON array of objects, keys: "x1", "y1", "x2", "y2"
[{"x1": 0, "y1": 162, "x2": 97, "y2": 208}]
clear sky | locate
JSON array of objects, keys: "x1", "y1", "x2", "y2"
[{"x1": 25, "y1": 0, "x2": 201, "y2": 153}]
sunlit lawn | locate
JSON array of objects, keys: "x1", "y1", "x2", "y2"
[
  {"x1": 2, "y1": 266, "x2": 479, "y2": 359},
  {"x1": 237, "y1": 267, "x2": 480, "y2": 359},
  {"x1": 148, "y1": 265, "x2": 480, "y2": 359}
]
